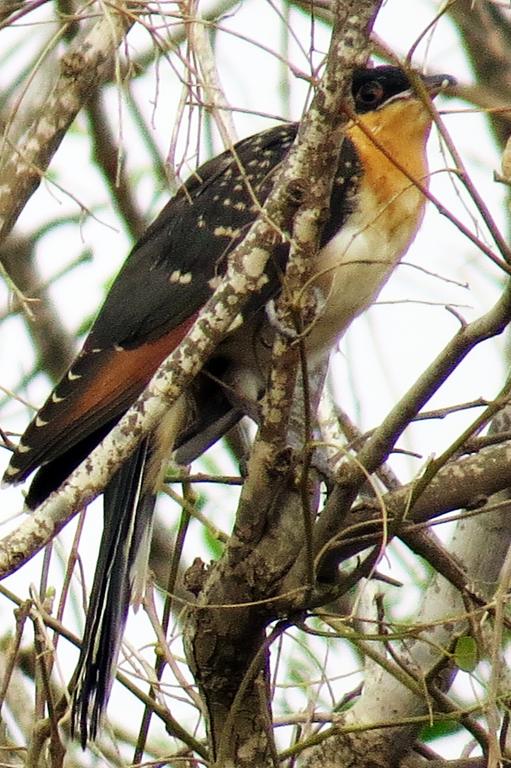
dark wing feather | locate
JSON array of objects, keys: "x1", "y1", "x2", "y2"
[
  {"x1": 3, "y1": 123, "x2": 299, "y2": 495},
  {"x1": 87, "y1": 124, "x2": 299, "y2": 349}
]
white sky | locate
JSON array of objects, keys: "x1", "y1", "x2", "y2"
[{"x1": 0, "y1": 0, "x2": 508, "y2": 759}]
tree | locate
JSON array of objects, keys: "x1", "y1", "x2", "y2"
[{"x1": 1, "y1": 0, "x2": 511, "y2": 766}]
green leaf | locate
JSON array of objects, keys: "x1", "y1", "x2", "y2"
[
  {"x1": 454, "y1": 635, "x2": 478, "y2": 672},
  {"x1": 420, "y1": 719, "x2": 461, "y2": 743}
]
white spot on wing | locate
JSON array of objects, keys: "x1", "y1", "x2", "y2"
[
  {"x1": 169, "y1": 270, "x2": 192, "y2": 285},
  {"x1": 3, "y1": 464, "x2": 20, "y2": 477},
  {"x1": 214, "y1": 225, "x2": 241, "y2": 239}
]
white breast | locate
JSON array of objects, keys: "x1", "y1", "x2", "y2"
[{"x1": 305, "y1": 178, "x2": 425, "y2": 358}]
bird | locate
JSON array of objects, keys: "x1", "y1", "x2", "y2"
[{"x1": 2, "y1": 65, "x2": 454, "y2": 745}]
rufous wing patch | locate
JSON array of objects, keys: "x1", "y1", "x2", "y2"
[{"x1": 4, "y1": 313, "x2": 200, "y2": 484}]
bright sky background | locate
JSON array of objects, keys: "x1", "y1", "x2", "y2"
[{"x1": 0, "y1": 0, "x2": 508, "y2": 759}]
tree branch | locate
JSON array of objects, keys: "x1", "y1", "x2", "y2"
[{"x1": 0, "y1": 1, "x2": 133, "y2": 246}]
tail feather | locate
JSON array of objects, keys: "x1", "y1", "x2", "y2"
[{"x1": 71, "y1": 439, "x2": 156, "y2": 747}]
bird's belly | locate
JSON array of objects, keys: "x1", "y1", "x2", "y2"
[{"x1": 305, "y1": 181, "x2": 425, "y2": 357}]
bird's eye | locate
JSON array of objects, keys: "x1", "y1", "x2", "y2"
[{"x1": 355, "y1": 80, "x2": 384, "y2": 109}]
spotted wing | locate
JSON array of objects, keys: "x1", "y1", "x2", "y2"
[{"x1": 3, "y1": 124, "x2": 299, "y2": 495}]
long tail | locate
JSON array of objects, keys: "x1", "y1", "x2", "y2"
[{"x1": 71, "y1": 439, "x2": 156, "y2": 747}]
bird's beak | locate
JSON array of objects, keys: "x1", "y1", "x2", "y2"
[{"x1": 421, "y1": 73, "x2": 457, "y2": 97}]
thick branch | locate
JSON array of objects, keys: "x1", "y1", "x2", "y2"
[
  {"x1": 183, "y1": 2, "x2": 383, "y2": 765},
  {"x1": 0, "y1": 2, "x2": 133, "y2": 246}
]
